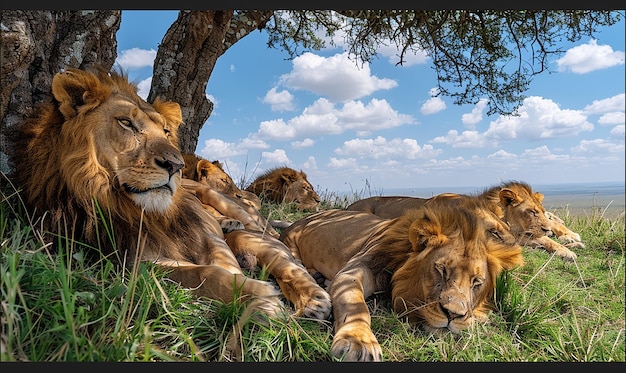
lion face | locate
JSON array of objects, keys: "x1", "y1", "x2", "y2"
[
  {"x1": 498, "y1": 187, "x2": 553, "y2": 244},
  {"x1": 245, "y1": 167, "x2": 321, "y2": 211},
  {"x1": 391, "y1": 202, "x2": 523, "y2": 334},
  {"x1": 93, "y1": 99, "x2": 184, "y2": 212},
  {"x1": 283, "y1": 178, "x2": 321, "y2": 211}
]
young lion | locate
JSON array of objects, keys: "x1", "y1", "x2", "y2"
[
  {"x1": 280, "y1": 196, "x2": 524, "y2": 362},
  {"x1": 5, "y1": 67, "x2": 331, "y2": 357},
  {"x1": 346, "y1": 181, "x2": 583, "y2": 261}
]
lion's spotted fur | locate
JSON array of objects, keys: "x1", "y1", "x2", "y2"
[
  {"x1": 6, "y1": 67, "x2": 330, "y2": 357},
  {"x1": 245, "y1": 167, "x2": 321, "y2": 211},
  {"x1": 346, "y1": 181, "x2": 581, "y2": 261},
  {"x1": 279, "y1": 197, "x2": 524, "y2": 361}
]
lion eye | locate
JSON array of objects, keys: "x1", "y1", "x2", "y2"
[
  {"x1": 489, "y1": 229, "x2": 503, "y2": 240},
  {"x1": 472, "y1": 277, "x2": 484, "y2": 290},
  {"x1": 435, "y1": 262, "x2": 446, "y2": 278},
  {"x1": 117, "y1": 117, "x2": 135, "y2": 131}
]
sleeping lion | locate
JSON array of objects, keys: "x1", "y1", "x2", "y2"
[{"x1": 279, "y1": 195, "x2": 524, "y2": 361}]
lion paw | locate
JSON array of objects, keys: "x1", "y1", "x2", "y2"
[
  {"x1": 220, "y1": 218, "x2": 245, "y2": 233},
  {"x1": 300, "y1": 288, "x2": 332, "y2": 320},
  {"x1": 555, "y1": 247, "x2": 577, "y2": 262},
  {"x1": 331, "y1": 326, "x2": 383, "y2": 362}
]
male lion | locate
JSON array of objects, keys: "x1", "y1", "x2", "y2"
[
  {"x1": 5, "y1": 67, "x2": 331, "y2": 356},
  {"x1": 279, "y1": 197, "x2": 524, "y2": 362},
  {"x1": 245, "y1": 167, "x2": 321, "y2": 211},
  {"x1": 346, "y1": 181, "x2": 582, "y2": 261}
]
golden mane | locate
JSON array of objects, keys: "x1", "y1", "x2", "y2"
[{"x1": 245, "y1": 166, "x2": 321, "y2": 211}]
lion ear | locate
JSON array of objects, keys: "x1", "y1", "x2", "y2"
[
  {"x1": 534, "y1": 192, "x2": 545, "y2": 203},
  {"x1": 51, "y1": 68, "x2": 110, "y2": 120},
  {"x1": 153, "y1": 99, "x2": 183, "y2": 130},
  {"x1": 499, "y1": 188, "x2": 522, "y2": 207},
  {"x1": 407, "y1": 214, "x2": 448, "y2": 252}
]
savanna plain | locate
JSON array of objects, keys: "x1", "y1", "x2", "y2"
[{"x1": 1, "y1": 177, "x2": 624, "y2": 362}]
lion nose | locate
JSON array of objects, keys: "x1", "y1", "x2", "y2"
[
  {"x1": 440, "y1": 295, "x2": 468, "y2": 320},
  {"x1": 156, "y1": 153, "x2": 184, "y2": 176}
]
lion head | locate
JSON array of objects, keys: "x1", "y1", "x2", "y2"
[
  {"x1": 182, "y1": 153, "x2": 261, "y2": 210},
  {"x1": 390, "y1": 199, "x2": 524, "y2": 334},
  {"x1": 6, "y1": 66, "x2": 223, "y2": 260},
  {"x1": 245, "y1": 167, "x2": 321, "y2": 211},
  {"x1": 481, "y1": 181, "x2": 554, "y2": 245}
]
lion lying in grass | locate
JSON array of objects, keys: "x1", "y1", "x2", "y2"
[
  {"x1": 5, "y1": 66, "x2": 331, "y2": 358},
  {"x1": 280, "y1": 194, "x2": 524, "y2": 361},
  {"x1": 346, "y1": 181, "x2": 583, "y2": 261}
]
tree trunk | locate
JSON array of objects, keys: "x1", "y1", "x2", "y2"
[
  {"x1": 1, "y1": 10, "x2": 121, "y2": 172},
  {"x1": 149, "y1": 10, "x2": 273, "y2": 154}
]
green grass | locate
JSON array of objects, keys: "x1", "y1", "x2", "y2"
[{"x1": 1, "y1": 180, "x2": 624, "y2": 362}]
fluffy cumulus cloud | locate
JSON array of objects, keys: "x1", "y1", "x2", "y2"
[
  {"x1": 278, "y1": 52, "x2": 398, "y2": 102},
  {"x1": 260, "y1": 149, "x2": 290, "y2": 165},
  {"x1": 485, "y1": 96, "x2": 594, "y2": 141},
  {"x1": 335, "y1": 136, "x2": 442, "y2": 160},
  {"x1": 583, "y1": 93, "x2": 625, "y2": 115},
  {"x1": 461, "y1": 98, "x2": 489, "y2": 128},
  {"x1": 556, "y1": 39, "x2": 625, "y2": 74},
  {"x1": 262, "y1": 87, "x2": 295, "y2": 112},
  {"x1": 199, "y1": 138, "x2": 246, "y2": 160},
  {"x1": 255, "y1": 97, "x2": 414, "y2": 141},
  {"x1": 115, "y1": 48, "x2": 157, "y2": 70},
  {"x1": 420, "y1": 87, "x2": 446, "y2": 115},
  {"x1": 430, "y1": 129, "x2": 495, "y2": 148},
  {"x1": 598, "y1": 111, "x2": 625, "y2": 125},
  {"x1": 291, "y1": 138, "x2": 315, "y2": 149},
  {"x1": 327, "y1": 157, "x2": 359, "y2": 169}
]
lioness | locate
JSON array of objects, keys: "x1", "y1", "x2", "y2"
[
  {"x1": 279, "y1": 196, "x2": 524, "y2": 362},
  {"x1": 245, "y1": 167, "x2": 321, "y2": 211},
  {"x1": 346, "y1": 181, "x2": 582, "y2": 261},
  {"x1": 5, "y1": 67, "x2": 331, "y2": 357}
]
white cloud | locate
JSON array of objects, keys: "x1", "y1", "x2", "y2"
[
  {"x1": 572, "y1": 139, "x2": 625, "y2": 154},
  {"x1": 485, "y1": 96, "x2": 594, "y2": 141},
  {"x1": 584, "y1": 93, "x2": 625, "y2": 114},
  {"x1": 136, "y1": 77, "x2": 152, "y2": 100},
  {"x1": 376, "y1": 43, "x2": 430, "y2": 66},
  {"x1": 327, "y1": 157, "x2": 358, "y2": 169},
  {"x1": 487, "y1": 149, "x2": 517, "y2": 160},
  {"x1": 278, "y1": 52, "x2": 398, "y2": 102},
  {"x1": 260, "y1": 149, "x2": 290, "y2": 165},
  {"x1": 461, "y1": 98, "x2": 489, "y2": 128},
  {"x1": 430, "y1": 129, "x2": 495, "y2": 148},
  {"x1": 256, "y1": 97, "x2": 414, "y2": 141},
  {"x1": 115, "y1": 48, "x2": 157, "y2": 70},
  {"x1": 199, "y1": 138, "x2": 246, "y2": 160},
  {"x1": 420, "y1": 97, "x2": 446, "y2": 115},
  {"x1": 291, "y1": 138, "x2": 315, "y2": 149},
  {"x1": 262, "y1": 87, "x2": 295, "y2": 112},
  {"x1": 598, "y1": 111, "x2": 625, "y2": 125},
  {"x1": 556, "y1": 39, "x2": 625, "y2": 74},
  {"x1": 609, "y1": 124, "x2": 625, "y2": 138},
  {"x1": 335, "y1": 136, "x2": 442, "y2": 160}
]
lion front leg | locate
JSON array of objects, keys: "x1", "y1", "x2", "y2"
[
  {"x1": 327, "y1": 267, "x2": 382, "y2": 362},
  {"x1": 224, "y1": 230, "x2": 332, "y2": 321},
  {"x1": 527, "y1": 236, "x2": 578, "y2": 262}
]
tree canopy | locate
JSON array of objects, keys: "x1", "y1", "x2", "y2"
[{"x1": 1, "y1": 10, "x2": 621, "y2": 158}]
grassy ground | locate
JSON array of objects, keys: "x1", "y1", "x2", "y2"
[{"x1": 1, "y1": 185, "x2": 624, "y2": 362}]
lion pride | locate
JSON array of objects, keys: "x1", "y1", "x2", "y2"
[
  {"x1": 279, "y1": 195, "x2": 524, "y2": 361},
  {"x1": 5, "y1": 67, "x2": 331, "y2": 356},
  {"x1": 346, "y1": 181, "x2": 582, "y2": 261},
  {"x1": 245, "y1": 167, "x2": 321, "y2": 211}
]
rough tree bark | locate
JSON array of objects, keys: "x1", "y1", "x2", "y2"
[
  {"x1": 1, "y1": 10, "x2": 121, "y2": 172},
  {"x1": 149, "y1": 10, "x2": 273, "y2": 154}
]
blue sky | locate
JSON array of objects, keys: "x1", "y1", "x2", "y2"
[{"x1": 115, "y1": 10, "x2": 625, "y2": 194}]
